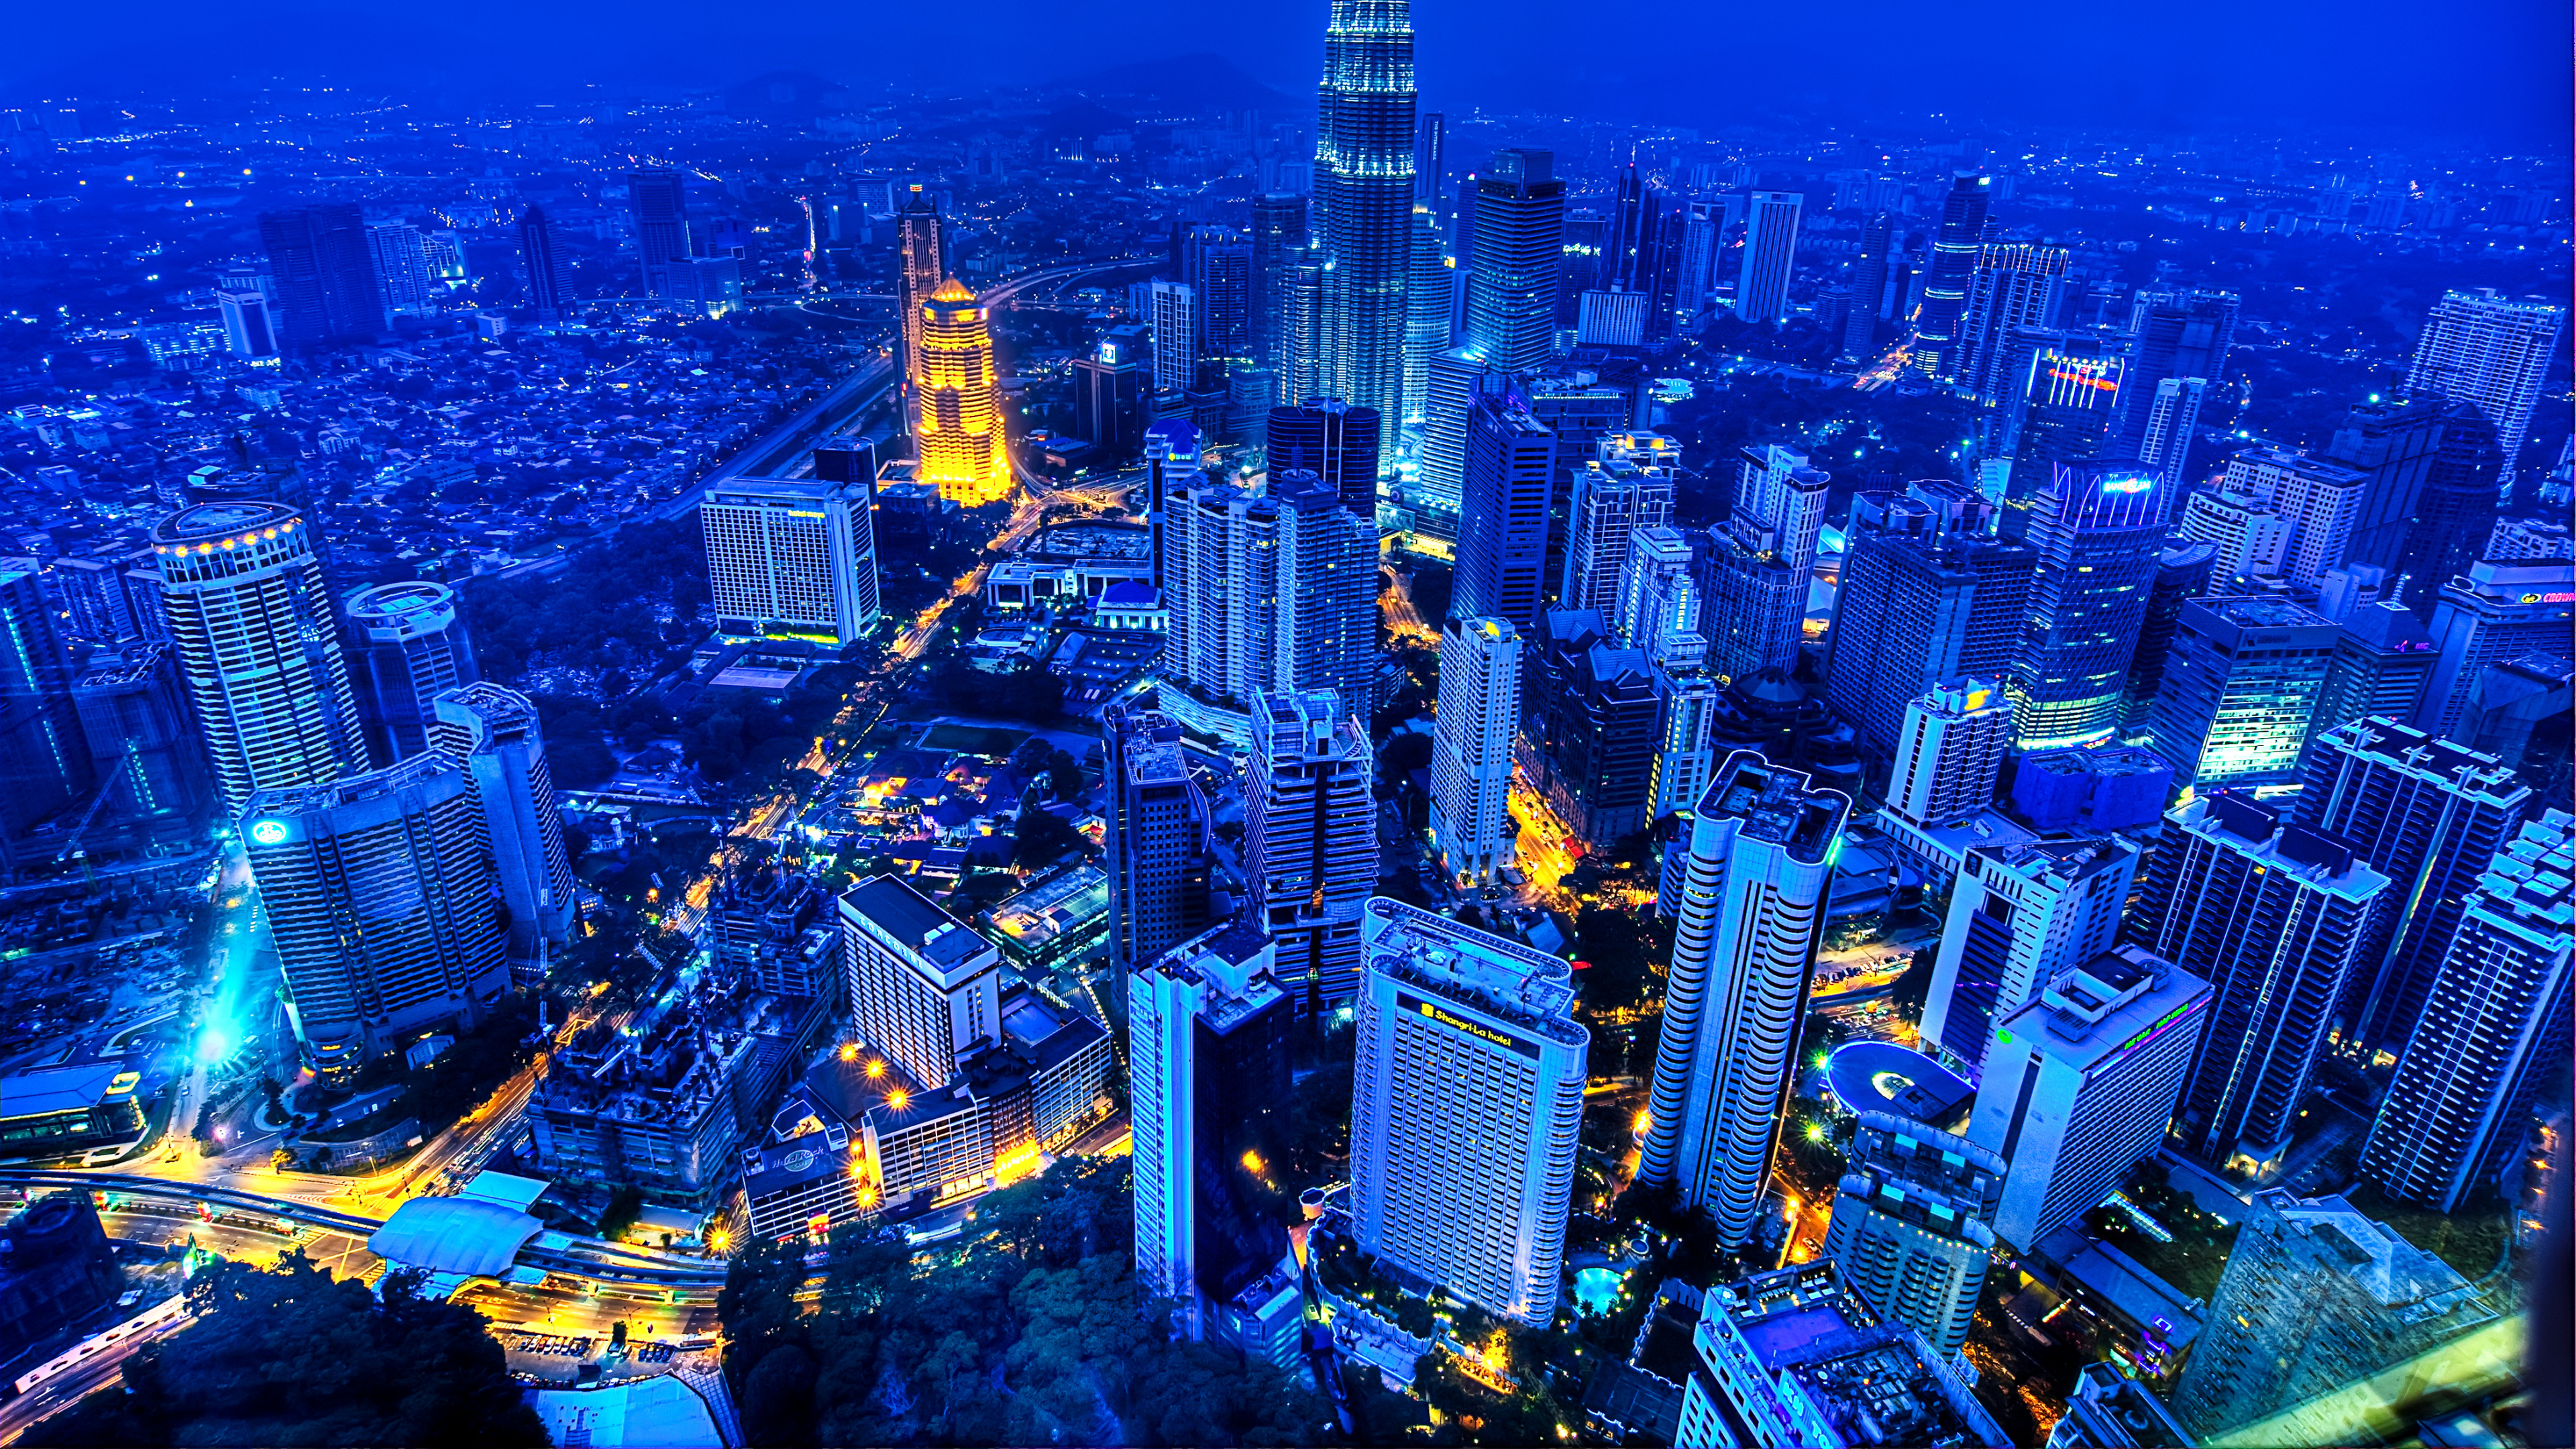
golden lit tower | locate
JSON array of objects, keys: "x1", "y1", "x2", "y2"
[{"x1": 914, "y1": 278, "x2": 1014, "y2": 506}]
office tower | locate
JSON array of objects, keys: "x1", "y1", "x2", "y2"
[
  {"x1": 2135, "y1": 376, "x2": 2208, "y2": 490},
  {"x1": 2306, "y1": 602, "x2": 2437, "y2": 743},
  {"x1": 1311, "y1": 0, "x2": 1417, "y2": 473},
  {"x1": 2297, "y1": 718, "x2": 2532, "y2": 1054},
  {"x1": 1574, "y1": 288, "x2": 1649, "y2": 347},
  {"x1": 2405, "y1": 287, "x2": 2567, "y2": 490},
  {"x1": 219, "y1": 284, "x2": 278, "y2": 363},
  {"x1": 1459, "y1": 149, "x2": 1564, "y2": 375},
  {"x1": 1911, "y1": 174, "x2": 1992, "y2": 379},
  {"x1": 1185, "y1": 227, "x2": 1253, "y2": 364},
  {"x1": 1249, "y1": 193, "x2": 1308, "y2": 381},
  {"x1": 1968, "y1": 946, "x2": 2210, "y2": 1252},
  {"x1": 1350, "y1": 898, "x2": 1588, "y2": 1326},
  {"x1": 1673, "y1": 199, "x2": 1722, "y2": 323},
  {"x1": 1148, "y1": 280, "x2": 1201, "y2": 394},
  {"x1": 258, "y1": 206, "x2": 383, "y2": 350},
  {"x1": 913, "y1": 280, "x2": 1012, "y2": 506},
  {"x1": 1071, "y1": 325, "x2": 1152, "y2": 459},
  {"x1": 892, "y1": 184, "x2": 943, "y2": 382},
  {"x1": 2047, "y1": 1364, "x2": 2195, "y2": 1449},
  {"x1": 1674, "y1": 1262, "x2": 2010, "y2": 1449},
  {"x1": 700, "y1": 472, "x2": 882, "y2": 645},
  {"x1": 1922, "y1": 837, "x2": 2139, "y2": 1073},
  {"x1": 1401, "y1": 205, "x2": 1449, "y2": 423},
  {"x1": 2171, "y1": 1189, "x2": 2493, "y2": 1442},
  {"x1": 2214, "y1": 447, "x2": 2369, "y2": 588},
  {"x1": 2001, "y1": 346, "x2": 2128, "y2": 501},
  {"x1": 72, "y1": 643, "x2": 204, "y2": 823},
  {"x1": 243, "y1": 753, "x2": 509, "y2": 1077},
  {"x1": 2361, "y1": 808, "x2": 2571, "y2": 1210},
  {"x1": 1639, "y1": 752, "x2": 1847, "y2": 1244},
  {"x1": 1265, "y1": 398, "x2": 1381, "y2": 514},
  {"x1": 1820, "y1": 1111, "x2": 2006, "y2": 1358},
  {"x1": 152, "y1": 502, "x2": 364, "y2": 818},
  {"x1": 342, "y1": 580, "x2": 480, "y2": 765},
  {"x1": 1560, "y1": 452, "x2": 1676, "y2": 620},
  {"x1": 1729, "y1": 443, "x2": 1831, "y2": 572},
  {"x1": 1825, "y1": 519, "x2": 2035, "y2": 761},
  {"x1": 1519, "y1": 609, "x2": 1659, "y2": 847},
  {"x1": 2007, "y1": 459, "x2": 2166, "y2": 749},
  {"x1": 1414, "y1": 345, "x2": 1507, "y2": 514},
  {"x1": 1104, "y1": 707, "x2": 1214, "y2": 970},
  {"x1": 1886, "y1": 678, "x2": 2012, "y2": 830},
  {"x1": 1618, "y1": 527, "x2": 1701, "y2": 661},
  {"x1": 2131, "y1": 793, "x2": 2392, "y2": 1171},
  {"x1": 1453, "y1": 392, "x2": 1556, "y2": 629},
  {"x1": 429, "y1": 682, "x2": 577, "y2": 965},
  {"x1": 0, "y1": 565, "x2": 90, "y2": 852},
  {"x1": 1248, "y1": 692, "x2": 1376, "y2": 1012},
  {"x1": 2326, "y1": 394, "x2": 2446, "y2": 572},
  {"x1": 1648, "y1": 656, "x2": 1721, "y2": 821},
  {"x1": 2142, "y1": 596, "x2": 2338, "y2": 788},
  {"x1": 1731, "y1": 191, "x2": 1803, "y2": 326},
  {"x1": 1700, "y1": 543, "x2": 1806, "y2": 688},
  {"x1": 366, "y1": 222, "x2": 433, "y2": 319},
  {"x1": 1267, "y1": 473, "x2": 1374, "y2": 707},
  {"x1": 631, "y1": 170, "x2": 694, "y2": 297},
  {"x1": 2414, "y1": 555, "x2": 2575, "y2": 737},
  {"x1": 837, "y1": 873, "x2": 1004, "y2": 1091},
  {"x1": 2396, "y1": 403, "x2": 2508, "y2": 606},
  {"x1": 1142, "y1": 418, "x2": 1201, "y2": 592},
  {"x1": 1411, "y1": 111, "x2": 1444, "y2": 205},
  {"x1": 518, "y1": 203, "x2": 568, "y2": 323},
  {"x1": 1431, "y1": 617, "x2": 1520, "y2": 885},
  {"x1": 2116, "y1": 290, "x2": 2239, "y2": 454},
  {"x1": 2119, "y1": 540, "x2": 2219, "y2": 729},
  {"x1": 1129, "y1": 923, "x2": 1298, "y2": 1346},
  {"x1": 1957, "y1": 245, "x2": 2076, "y2": 404},
  {"x1": 1277, "y1": 249, "x2": 1324, "y2": 406},
  {"x1": 1839, "y1": 213, "x2": 1893, "y2": 363},
  {"x1": 50, "y1": 557, "x2": 138, "y2": 646}
]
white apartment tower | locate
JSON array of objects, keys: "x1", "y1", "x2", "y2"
[
  {"x1": 2405, "y1": 287, "x2": 2567, "y2": 492},
  {"x1": 1886, "y1": 677, "x2": 2012, "y2": 830},
  {"x1": 1149, "y1": 280, "x2": 1201, "y2": 394},
  {"x1": 1430, "y1": 617, "x2": 1521, "y2": 886},
  {"x1": 838, "y1": 874, "x2": 1004, "y2": 1091},
  {"x1": 1920, "y1": 837, "x2": 2139, "y2": 1075},
  {"x1": 1247, "y1": 691, "x2": 1378, "y2": 1012},
  {"x1": 1729, "y1": 443, "x2": 1832, "y2": 572},
  {"x1": 700, "y1": 474, "x2": 881, "y2": 645}
]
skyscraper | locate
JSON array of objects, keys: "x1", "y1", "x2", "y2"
[
  {"x1": 1312, "y1": 0, "x2": 1417, "y2": 474},
  {"x1": 1142, "y1": 418, "x2": 1201, "y2": 591},
  {"x1": 1104, "y1": 707, "x2": 1215, "y2": 970},
  {"x1": 1162, "y1": 482, "x2": 1278, "y2": 702},
  {"x1": 1674, "y1": 200, "x2": 1723, "y2": 324},
  {"x1": 154, "y1": 502, "x2": 365, "y2": 818},
  {"x1": 2296, "y1": 718, "x2": 2532, "y2": 1055},
  {"x1": 1351, "y1": 898, "x2": 1588, "y2": 1326},
  {"x1": 71, "y1": 643, "x2": 203, "y2": 824},
  {"x1": 700, "y1": 472, "x2": 882, "y2": 645},
  {"x1": 2135, "y1": 375, "x2": 2209, "y2": 492},
  {"x1": 630, "y1": 170, "x2": 694, "y2": 299},
  {"x1": 1639, "y1": 751, "x2": 1848, "y2": 1245},
  {"x1": 1453, "y1": 391, "x2": 1556, "y2": 629},
  {"x1": 2001, "y1": 346, "x2": 2129, "y2": 501},
  {"x1": 837, "y1": 873, "x2": 1003, "y2": 1091},
  {"x1": 1885, "y1": 678, "x2": 2012, "y2": 830},
  {"x1": 2142, "y1": 596, "x2": 2339, "y2": 789},
  {"x1": 2049, "y1": 1364, "x2": 2196, "y2": 1449},
  {"x1": 1414, "y1": 345, "x2": 1507, "y2": 515},
  {"x1": 2395, "y1": 402, "x2": 2508, "y2": 598},
  {"x1": 1614, "y1": 515, "x2": 1697, "y2": 654},
  {"x1": 2405, "y1": 288, "x2": 2567, "y2": 491},
  {"x1": 1248, "y1": 691, "x2": 1377, "y2": 1012},
  {"x1": 1965, "y1": 947, "x2": 2210, "y2": 1259},
  {"x1": 2116, "y1": 290, "x2": 2239, "y2": 455},
  {"x1": 893, "y1": 184, "x2": 944, "y2": 386},
  {"x1": 2326, "y1": 394, "x2": 2447, "y2": 573},
  {"x1": 1729, "y1": 443, "x2": 1832, "y2": 573},
  {"x1": 2131, "y1": 793, "x2": 2392, "y2": 1172},
  {"x1": 2007, "y1": 459, "x2": 2167, "y2": 749},
  {"x1": 2360, "y1": 808, "x2": 2571, "y2": 1212},
  {"x1": 1249, "y1": 193, "x2": 1309, "y2": 385},
  {"x1": 429, "y1": 683, "x2": 578, "y2": 971},
  {"x1": 1268, "y1": 474, "x2": 1375, "y2": 710},
  {"x1": 0, "y1": 565, "x2": 91, "y2": 851},
  {"x1": 257, "y1": 206, "x2": 383, "y2": 350},
  {"x1": 1733, "y1": 191, "x2": 1804, "y2": 326},
  {"x1": 2118, "y1": 540, "x2": 2220, "y2": 729},
  {"x1": 1431, "y1": 616, "x2": 1520, "y2": 886},
  {"x1": 1921, "y1": 837, "x2": 2139, "y2": 1074},
  {"x1": 1823, "y1": 504, "x2": 2035, "y2": 762},
  {"x1": 2304, "y1": 601, "x2": 2438, "y2": 745},
  {"x1": 913, "y1": 280, "x2": 1012, "y2": 506},
  {"x1": 243, "y1": 752, "x2": 510, "y2": 1077},
  {"x1": 1185, "y1": 226, "x2": 1254, "y2": 365},
  {"x1": 1401, "y1": 205, "x2": 1450, "y2": 424},
  {"x1": 2412, "y1": 555, "x2": 2575, "y2": 738},
  {"x1": 1520, "y1": 610, "x2": 1660, "y2": 848},
  {"x1": 366, "y1": 222, "x2": 433, "y2": 319},
  {"x1": 518, "y1": 203, "x2": 568, "y2": 324},
  {"x1": 1821, "y1": 1110, "x2": 2006, "y2": 1358},
  {"x1": 1460, "y1": 148, "x2": 1565, "y2": 376},
  {"x1": 343, "y1": 580, "x2": 480, "y2": 766},
  {"x1": 1265, "y1": 399, "x2": 1382, "y2": 515},
  {"x1": 1839, "y1": 213, "x2": 1893, "y2": 364},
  {"x1": 1912, "y1": 173, "x2": 1992, "y2": 380},
  {"x1": 2214, "y1": 446, "x2": 2370, "y2": 590},
  {"x1": 1957, "y1": 245, "x2": 2076, "y2": 405},
  {"x1": 1560, "y1": 449, "x2": 1677, "y2": 619},
  {"x1": 1148, "y1": 280, "x2": 1201, "y2": 395}
]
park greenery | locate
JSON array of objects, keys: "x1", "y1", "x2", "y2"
[{"x1": 25, "y1": 1256, "x2": 544, "y2": 1448}]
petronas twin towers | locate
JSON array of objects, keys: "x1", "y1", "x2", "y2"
[{"x1": 1313, "y1": 0, "x2": 1417, "y2": 474}]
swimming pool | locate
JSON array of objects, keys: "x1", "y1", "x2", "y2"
[{"x1": 1573, "y1": 1267, "x2": 1623, "y2": 1315}]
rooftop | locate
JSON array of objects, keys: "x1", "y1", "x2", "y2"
[
  {"x1": 841, "y1": 874, "x2": 996, "y2": 971},
  {"x1": 1701, "y1": 750, "x2": 1849, "y2": 863}
]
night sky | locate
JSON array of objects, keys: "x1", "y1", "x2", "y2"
[{"x1": 5, "y1": 0, "x2": 2567, "y2": 148}]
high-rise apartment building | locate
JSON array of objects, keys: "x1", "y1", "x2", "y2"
[
  {"x1": 1885, "y1": 678, "x2": 2012, "y2": 831},
  {"x1": 2326, "y1": 393, "x2": 2446, "y2": 572},
  {"x1": 913, "y1": 280, "x2": 1012, "y2": 506},
  {"x1": 838, "y1": 873, "x2": 1004, "y2": 1092},
  {"x1": 1413, "y1": 345, "x2": 1507, "y2": 515},
  {"x1": 518, "y1": 204, "x2": 568, "y2": 323},
  {"x1": 1733, "y1": 191, "x2": 1803, "y2": 326},
  {"x1": 1458, "y1": 148, "x2": 1564, "y2": 374},
  {"x1": 1519, "y1": 610, "x2": 1660, "y2": 848},
  {"x1": 1312, "y1": 0, "x2": 1417, "y2": 473},
  {"x1": 631, "y1": 170, "x2": 694, "y2": 299},
  {"x1": 1430, "y1": 616, "x2": 1520, "y2": 886},
  {"x1": 2296, "y1": 718, "x2": 2532, "y2": 1054},
  {"x1": 2304, "y1": 602, "x2": 2437, "y2": 745},
  {"x1": 257, "y1": 206, "x2": 383, "y2": 350},
  {"x1": 71, "y1": 643, "x2": 202, "y2": 824},
  {"x1": 1265, "y1": 398, "x2": 1382, "y2": 515},
  {"x1": 1269, "y1": 473, "x2": 1375, "y2": 708},
  {"x1": 2175, "y1": 485, "x2": 2294, "y2": 582},
  {"x1": 2047, "y1": 1364, "x2": 2196, "y2": 1449},
  {"x1": 1921, "y1": 837, "x2": 2139, "y2": 1074},
  {"x1": 1968, "y1": 946, "x2": 2210, "y2": 1252},
  {"x1": 2212, "y1": 447, "x2": 2370, "y2": 590},
  {"x1": 1401, "y1": 205, "x2": 1450, "y2": 427},
  {"x1": 892, "y1": 184, "x2": 943, "y2": 384},
  {"x1": 2413, "y1": 556, "x2": 2575, "y2": 738},
  {"x1": 1104, "y1": 706, "x2": 1214, "y2": 970},
  {"x1": 2131, "y1": 793, "x2": 2392, "y2": 1172},
  {"x1": 1162, "y1": 482, "x2": 1278, "y2": 702},
  {"x1": 1639, "y1": 752, "x2": 1848, "y2": 1245},
  {"x1": 2361, "y1": 808, "x2": 2571, "y2": 1212},
  {"x1": 366, "y1": 222, "x2": 434, "y2": 319},
  {"x1": 2404, "y1": 288, "x2": 2567, "y2": 490},
  {"x1": 429, "y1": 682, "x2": 578, "y2": 971},
  {"x1": 1911, "y1": 173, "x2": 1992, "y2": 380},
  {"x1": 2142, "y1": 596, "x2": 2339, "y2": 789},
  {"x1": 1185, "y1": 226, "x2": 1254, "y2": 365},
  {"x1": 1617, "y1": 525, "x2": 1700, "y2": 661},
  {"x1": 243, "y1": 753, "x2": 510, "y2": 1077},
  {"x1": 1729, "y1": 443, "x2": 1831, "y2": 572},
  {"x1": 343, "y1": 580, "x2": 480, "y2": 766},
  {"x1": 1247, "y1": 691, "x2": 1377, "y2": 1013},
  {"x1": 700, "y1": 472, "x2": 881, "y2": 645},
  {"x1": 2117, "y1": 290, "x2": 2239, "y2": 455},
  {"x1": 2007, "y1": 459, "x2": 2167, "y2": 749},
  {"x1": 2120, "y1": 540, "x2": 2220, "y2": 729},
  {"x1": 153, "y1": 502, "x2": 364, "y2": 817},
  {"x1": 1249, "y1": 193, "x2": 1309, "y2": 384},
  {"x1": 1820, "y1": 1110, "x2": 2005, "y2": 1358},
  {"x1": 1560, "y1": 454, "x2": 1677, "y2": 620},
  {"x1": 1824, "y1": 504, "x2": 2035, "y2": 762},
  {"x1": 1957, "y1": 245, "x2": 2076, "y2": 405},
  {"x1": 2135, "y1": 375, "x2": 2209, "y2": 491},
  {"x1": 1351, "y1": 898, "x2": 1587, "y2": 1326},
  {"x1": 1148, "y1": 280, "x2": 1201, "y2": 395},
  {"x1": 1453, "y1": 392, "x2": 1556, "y2": 629}
]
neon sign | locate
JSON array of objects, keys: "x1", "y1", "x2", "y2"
[{"x1": 249, "y1": 819, "x2": 290, "y2": 846}]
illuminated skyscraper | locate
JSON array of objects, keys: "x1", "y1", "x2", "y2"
[
  {"x1": 1265, "y1": 399, "x2": 1381, "y2": 514},
  {"x1": 894, "y1": 184, "x2": 945, "y2": 388},
  {"x1": 2116, "y1": 289, "x2": 2239, "y2": 455},
  {"x1": 1911, "y1": 173, "x2": 1992, "y2": 380},
  {"x1": 1312, "y1": 0, "x2": 1417, "y2": 473},
  {"x1": 2006, "y1": 459, "x2": 2166, "y2": 749},
  {"x1": 1733, "y1": 191, "x2": 1804, "y2": 326},
  {"x1": 1248, "y1": 691, "x2": 1377, "y2": 1012},
  {"x1": 1454, "y1": 392, "x2": 1556, "y2": 629},
  {"x1": 2002, "y1": 345, "x2": 2128, "y2": 501},
  {"x1": 1148, "y1": 280, "x2": 1201, "y2": 395},
  {"x1": 72, "y1": 643, "x2": 203, "y2": 824},
  {"x1": 1922, "y1": 837, "x2": 2138, "y2": 1075},
  {"x1": 154, "y1": 502, "x2": 365, "y2": 817},
  {"x1": 701, "y1": 473, "x2": 882, "y2": 645},
  {"x1": 1402, "y1": 205, "x2": 1449, "y2": 426},
  {"x1": 366, "y1": 222, "x2": 433, "y2": 319},
  {"x1": 2142, "y1": 596, "x2": 2338, "y2": 789},
  {"x1": 0, "y1": 564, "x2": 91, "y2": 852},
  {"x1": 2405, "y1": 287, "x2": 2567, "y2": 492},
  {"x1": 1430, "y1": 616, "x2": 1520, "y2": 885},
  {"x1": 1249, "y1": 193, "x2": 1309, "y2": 386},
  {"x1": 913, "y1": 279, "x2": 1013, "y2": 506},
  {"x1": 430, "y1": 683, "x2": 579, "y2": 973},
  {"x1": 1823, "y1": 504, "x2": 2035, "y2": 762},
  {"x1": 1560, "y1": 448, "x2": 1676, "y2": 621},
  {"x1": 1460, "y1": 148, "x2": 1564, "y2": 376},
  {"x1": 343, "y1": 581, "x2": 480, "y2": 766},
  {"x1": 1885, "y1": 678, "x2": 2012, "y2": 830},
  {"x1": 1105, "y1": 707, "x2": 1215, "y2": 971},
  {"x1": 1821, "y1": 1110, "x2": 2004, "y2": 1358},
  {"x1": 1957, "y1": 244, "x2": 2076, "y2": 405}
]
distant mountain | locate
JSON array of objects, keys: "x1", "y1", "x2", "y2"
[{"x1": 1057, "y1": 52, "x2": 1303, "y2": 120}]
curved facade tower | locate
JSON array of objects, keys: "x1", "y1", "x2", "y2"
[
  {"x1": 1638, "y1": 751, "x2": 1848, "y2": 1248},
  {"x1": 914, "y1": 278, "x2": 1014, "y2": 506},
  {"x1": 1911, "y1": 172, "x2": 1992, "y2": 380},
  {"x1": 153, "y1": 501, "x2": 365, "y2": 817},
  {"x1": 1313, "y1": 0, "x2": 1416, "y2": 476},
  {"x1": 344, "y1": 579, "x2": 478, "y2": 765}
]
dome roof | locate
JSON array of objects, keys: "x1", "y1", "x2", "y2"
[{"x1": 930, "y1": 278, "x2": 977, "y2": 303}]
